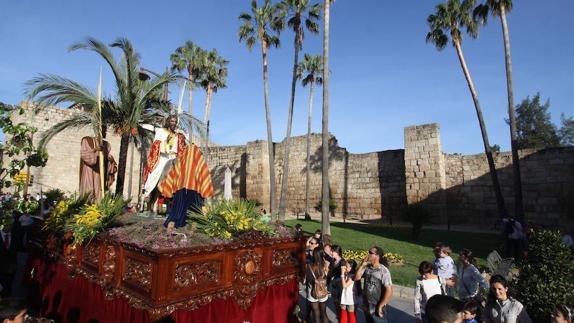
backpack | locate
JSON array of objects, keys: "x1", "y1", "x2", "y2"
[{"x1": 310, "y1": 266, "x2": 328, "y2": 299}]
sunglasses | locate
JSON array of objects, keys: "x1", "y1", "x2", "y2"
[
  {"x1": 368, "y1": 250, "x2": 377, "y2": 255},
  {"x1": 309, "y1": 242, "x2": 317, "y2": 245}
]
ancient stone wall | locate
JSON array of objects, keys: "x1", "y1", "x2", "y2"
[
  {"x1": 9, "y1": 104, "x2": 574, "y2": 226},
  {"x1": 404, "y1": 124, "x2": 446, "y2": 221},
  {"x1": 445, "y1": 148, "x2": 574, "y2": 226}
]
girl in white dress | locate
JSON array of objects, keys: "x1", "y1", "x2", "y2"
[{"x1": 340, "y1": 259, "x2": 358, "y2": 323}]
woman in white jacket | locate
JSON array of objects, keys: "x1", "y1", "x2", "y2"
[{"x1": 414, "y1": 261, "x2": 446, "y2": 323}]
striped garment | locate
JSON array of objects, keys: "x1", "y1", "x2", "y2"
[{"x1": 158, "y1": 144, "x2": 214, "y2": 199}]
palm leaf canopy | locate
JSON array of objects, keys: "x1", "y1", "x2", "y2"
[
  {"x1": 239, "y1": 0, "x2": 284, "y2": 50},
  {"x1": 26, "y1": 37, "x2": 193, "y2": 147},
  {"x1": 426, "y1": 0, "x2": 478, "y2": 50},
  {"x1": 298, "y1": 53, "x2": 323, "y2": 87},
  {"x1": 198, "y1": 49, "x2": 229, "y2": 93},
  {"x1": 278, "y1": 0, "x2": 321, "y2": 46},
  {"x1": 170, "y1": 41, "x2": 204, "y2": 87},
  {"x1": 473, "y1": 0, "x2": 513, "y2": 25}
]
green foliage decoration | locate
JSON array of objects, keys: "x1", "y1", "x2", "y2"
[
  {"x1": 187, "y1": 199, "x2": 275, "y2": 240},
  {"x1": 513, "y1": 229, "x2": 574, "y2": 323},
  {"x1": 0, "y1": 102, "x2": 49, "y2": 190},
  {"x1": 16, "y1": 199, "x2": 39, "y2": 215}
]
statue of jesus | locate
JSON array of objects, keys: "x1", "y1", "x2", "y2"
[{"x1": 141, "y1": 115, "x2": 188, "y2": 207}]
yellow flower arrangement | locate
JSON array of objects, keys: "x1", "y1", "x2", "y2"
[
  {"x1": 74, "y1": 205, "x2": 103, "y2": 227},
  {"x1": 66, "y1": 193, "x2": 128, "y2": 246}
]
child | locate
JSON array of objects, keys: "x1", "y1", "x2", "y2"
[
  {"x1": 433, "y1": 243, "x2": 456, "y2": 296},
  {"x1": 340, "y1": 259, "x2": 358, "y2": 323},
  {"x1": 462, "y1": 299, "x2": 480, "y2": 323},
  {"x1": 552, "y1": 304, "x2": 573, "y2": 323}
]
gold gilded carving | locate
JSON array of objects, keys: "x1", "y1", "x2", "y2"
[
  {"x1": 123, "y1": 257, "x2": 152, "y2": 292},
  {"x1": 233, "y1": 250, "x2": 263, "y2": 307},
  {"x1": 83, "y1": 242, "x2": 100, "y2": 267},
  {"x1": 272, "y1": 249, "x2": 299, "y2": 268},
  {"x1": 173, "y1": 261, "x2": 220, "y2": 289},
  {"x1": 102, "y1": 245, "x2": 116, "y2": 284}
]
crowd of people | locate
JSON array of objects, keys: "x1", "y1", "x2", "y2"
[
  {"x1": 0, "y1": 193, "x2": 55, "y2": 322},
  {"x1": 302, "y1": 229, "x2": 393, "y2": 323},
  {"x1": 300, "y1": 228, "x2": 573, "y2": 323}
]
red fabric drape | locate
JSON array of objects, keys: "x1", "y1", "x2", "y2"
[{"x1": 27, "y1": 257, "x2": 299, "y2": 323}]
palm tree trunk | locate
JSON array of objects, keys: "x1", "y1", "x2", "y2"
[
  {"x1": 278, "y1": 29, "x2": 302, "y2": 222},
  {"x1": 321, "y1": 0, "x2": 331, "y2": 236},
  {"x1": 187, "y1": 67, "x2": 193, "y2": 115},
  {"x1": 454, "y1": 40, "x2": 507, "y2": 219},
  {"x1": 203, "y1": 82, "x2": 213, "y2": 149},
  {"x1": 115, "y1": 133, "x2": 131, "y2": 197},
  {"x1": 305, "y1": 80, "x2": 315, "y2": 219},
  {"x1": 127, "y1": 136, "x2": 135, "y2": 199},
  {"x1": 261, "y1": 38, "x2": 276, "y2": 217},
  {"x1": 500, "y1": 4, "x2": 523, "y2": 220}
]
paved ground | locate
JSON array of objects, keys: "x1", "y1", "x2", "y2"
[{"x1": 297, "y1": 283, "x2": 415, "y2": 323}]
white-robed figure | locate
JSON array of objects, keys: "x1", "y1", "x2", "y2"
[{"x1": 142, "y1": 115, "x2": 188, "y2": 201}]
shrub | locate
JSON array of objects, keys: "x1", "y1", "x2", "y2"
[
  {"x1": 314, "y1": 199, "x2": 337, "y2": 216},
  {"x1": 44, "y1": 188, "x2": 66, "y2": 205},
  {"x1": 401, "y1": 203, "x2": 431, "y2": 241},
  {"x1": 513, "y1": 229, "x2": 574, "y2": 323}
]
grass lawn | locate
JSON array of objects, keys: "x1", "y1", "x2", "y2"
[{"x1": 285, "y1": 219, "x2": 501, "y2": 288}]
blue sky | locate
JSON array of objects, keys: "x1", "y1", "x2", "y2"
[{"x1": 1, "y1": 1, "x2": 573, "y2": 154}]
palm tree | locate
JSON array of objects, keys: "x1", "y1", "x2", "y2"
[
  {"x1": 276, "y1": 0, "x2": 321, "y2": 222},
  {"x1": 321, "y1": 0, "x2": 333, "y2": 236},
  {"x1": 170, "y1": 41, "x2": 204, "y2": 116},
  {"x1": 238, "y1": 0, "x2": 283, "y2": 217},
  {"x1": 298, "y1": 53, "x2": 323, "y2": 220},
  {"x1": 26, "y1": 37, "x2": 175, "y2": 196},
  {"x1": 427, "y1": 0, "x2": 507, "y2": 218},
  {"x1": 198, "y1": 49, "x2": 229, "y2": 149},
  {"x1": 474, "y1": 0, "x2": 522, "y2": 219}
]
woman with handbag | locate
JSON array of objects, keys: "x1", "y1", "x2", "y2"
[
  {"x1": 305, "y1": 248, "x2": 329, "y2": 323},
  {"x1": 457, "y1": 249, "x2": 488, "y2": 301},
  {"x1": 414, "y1": 261, "x2": 446, "y2": 323}
]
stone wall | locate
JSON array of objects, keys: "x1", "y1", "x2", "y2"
[
  {"x1": 8, "y1": 104, "x2": 574, "y2": 226},
  {"x1": 444, "y1": 148, "x2": 574, "y2": 226},
  {"x1": 207, "y1": 134, "x2": 405, "y2": 220},
  {"x1": 404, "y1": 124, "x2": 446, "y2": 221}
]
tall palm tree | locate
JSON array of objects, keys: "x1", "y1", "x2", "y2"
[
  {"x1": 238, "y1": 0, "x2": 283, "y2": 217},
  {"x1": 170, "y1": 41, "x2": 204, "y2": 116},
  {"x1": 427, "y1": 0, "x2": 507, "y2": 218},
  {"x1": 26, "y1": 37, "x2": 175, "y2": 196},
  {"x1": 321, "y1": 0, "x2": 333, "y2": 236},
  {"x1": 198, "y1": 49, "x2": 229, "y2": 149},
  {"x1": 298, "y1": 53, "x2": 323, "y2": 220},
  {"x1": 276, "y1": 0, "x2": 321, "y2": 222},
  {"x1": 473, "y1": 0, "x2": 522, "y2": 219}
]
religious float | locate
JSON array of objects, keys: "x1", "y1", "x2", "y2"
[{"x1": 32, "y1": 196, "x2": 306, "y2": 323}]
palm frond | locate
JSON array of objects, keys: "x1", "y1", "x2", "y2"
[
  {"x1": 69, "y1": 38, "x2": 124, "y2": 96},
  {"x1": 25, "y1": 74, "x2": 98, "y2": 108},
  {"x1": 38, "y1": 113, "x2": 95, "y2": 148}
]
